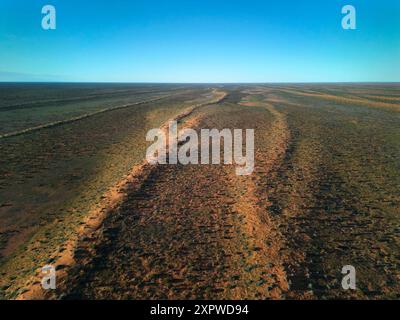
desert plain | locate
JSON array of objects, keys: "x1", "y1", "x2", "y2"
[{"x1": 0, "y1": 83, "x2": 399, "y2": 299}]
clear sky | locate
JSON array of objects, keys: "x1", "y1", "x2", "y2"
[{"x1": 0, "y1": 0, "x2": 399, "y2": 82}]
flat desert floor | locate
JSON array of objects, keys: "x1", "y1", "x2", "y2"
[{"x1": 0, "y1": 83, "x2": 399, "y2": 299}]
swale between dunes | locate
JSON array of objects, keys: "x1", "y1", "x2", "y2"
[{"x1": 146, "y1": 120, "x2": 255, "y2": 175}]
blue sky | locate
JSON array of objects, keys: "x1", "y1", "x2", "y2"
[{"x1": 0, "y1": 0, "x2": 399, "y2": 82}]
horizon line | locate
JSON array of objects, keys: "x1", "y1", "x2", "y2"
[{"x1": 1, "y1": 81, "x2": 400, "y2": 85}]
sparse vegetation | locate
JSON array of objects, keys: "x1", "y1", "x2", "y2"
[{"x1": 0, "y1": 84, "x2": 399, "y2": 299}]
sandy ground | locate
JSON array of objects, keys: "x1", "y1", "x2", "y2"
[{"x1": 4, "y1": 84, "x2": 400, "y2": 300}]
